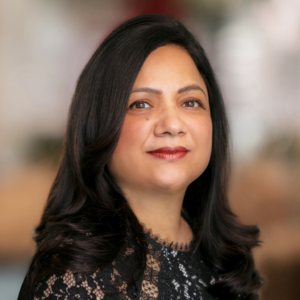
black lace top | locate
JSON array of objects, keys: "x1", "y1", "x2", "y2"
[{"x1": 18, "y1": 226, "x2": 248, "y2": 300}]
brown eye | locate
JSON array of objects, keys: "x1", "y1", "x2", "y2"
[
  {"x1": 182, "y1": 99, "x2": 203, "y2": 108},
  {"x1": 129, "y1": 101, "x2": 151, "y2": 109}
]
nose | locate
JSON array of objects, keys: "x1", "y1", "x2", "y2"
[{"x1": 153, "y1": 106, "x2": 186, "y2": 137}]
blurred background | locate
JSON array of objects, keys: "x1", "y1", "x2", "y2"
[{"x1": 0, "y1": 0, "x2": 299, "y2": 299}]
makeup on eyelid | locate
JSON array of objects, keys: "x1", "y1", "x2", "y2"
[{"x1": 129, "y1": 99, "x2": 204, "y2": 110}]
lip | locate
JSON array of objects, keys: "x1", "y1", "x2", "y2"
[
  {"x1": 147, "y1": 146, "x2": 188, "y2": 153},
  {"x1": 147, "y1": 146, "x2": 189, "y2": 161}
]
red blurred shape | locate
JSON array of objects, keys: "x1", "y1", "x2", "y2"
[{"x1": 128, "y1": 0, "x2": 185, "y2": 20}]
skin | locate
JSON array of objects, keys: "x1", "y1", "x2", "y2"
[{"x1": 107, "y1": 45, "x2": 212, "y2": 245}]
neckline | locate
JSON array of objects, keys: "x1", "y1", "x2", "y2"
[{"x1": 140, "y1": 222, "x2": 196, "y2": 252}]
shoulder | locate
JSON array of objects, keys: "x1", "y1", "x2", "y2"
[
  {"x1": 19, "y1": 268, "x2": 133, "y2": 300},
  {"x1": 37, "y1": 270, "x2": 103, "y2": 299}
]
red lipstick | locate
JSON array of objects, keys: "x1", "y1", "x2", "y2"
[{"x1": 147, "y1": 146, "x2": 189, "y2": 161}]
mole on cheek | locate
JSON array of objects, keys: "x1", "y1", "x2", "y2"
[{"x1": 146, "y1": 118, "x2": 149, "y2": 121}]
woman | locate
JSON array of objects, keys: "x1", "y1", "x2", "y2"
[{"x1": 18, "y1": 14, "x2": 262, "y2": 300}]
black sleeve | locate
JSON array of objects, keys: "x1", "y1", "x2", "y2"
[{"x1": 18, "y1": 269, "x2": 134, "y2": 300}]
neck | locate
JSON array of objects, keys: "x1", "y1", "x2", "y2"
[{"x1": 121, "y1": 187, "x2": 194, "y2": 245}]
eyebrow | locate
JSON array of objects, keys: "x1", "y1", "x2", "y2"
[
  {"x1": 131, "y1": 87, "x2": 162, "y2": 95},
  {"x1": 131, "y1": 84, "x2": 207, "y2": 99},
  {"x1": 178, "y1": 84, "x2": 206, "y2": 98}
]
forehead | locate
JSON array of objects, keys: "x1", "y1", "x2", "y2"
[{"x1": 133, "y1": 45, "x2": 207, "y2": 93}]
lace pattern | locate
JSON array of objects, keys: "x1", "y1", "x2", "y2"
[
  {"x1": 18, "y1": 226, "x2": 248, "y2": 300},
  {"x1": 140, "y1": 222, "x2": 195, "y2": 252},
  {"x1": 139, "y1": 243, "x2": 161, "y2": 300}
]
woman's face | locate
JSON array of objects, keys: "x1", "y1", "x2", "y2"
[{"x1": 107, "y1": 45, "x2": 212, "y2": 195}]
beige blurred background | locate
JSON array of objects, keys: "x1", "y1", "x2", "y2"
[{"x1": 0, "y1": 0, "x2": 300, "y2": 299}]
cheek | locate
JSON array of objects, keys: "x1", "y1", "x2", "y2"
[
  {"x1": 188, "y1": 117, "x2": 212, "y2": 180},
  {"x1": 108, "y1": 118, "x2": 150, "y2": 184},
  {"x1": 112, "y1": 118, "x2": 148, "y2": 157},
  {"x1": 192, "y1": 117, "x2": 213, "y2": 146}
]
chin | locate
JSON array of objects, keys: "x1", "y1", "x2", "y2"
[{"x1": 148, "y1": 170, "x2": 192, "y2": 192}]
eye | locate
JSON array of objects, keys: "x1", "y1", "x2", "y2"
[
  {"x1": 182, "y1": 99, "x2": 204, "y2": 108},
  {"x1": 129, "y1": 101, "x2": 152, "y2": 109}
]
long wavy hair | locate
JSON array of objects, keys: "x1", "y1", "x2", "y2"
[{"x1": 21, "y1": 14, "x2": 262, "y2": 299}]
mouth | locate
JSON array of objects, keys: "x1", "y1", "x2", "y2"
[{"x1": 147, "y1": 146, "x2": 189, "y2": 161}]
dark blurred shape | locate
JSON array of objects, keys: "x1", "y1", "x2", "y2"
[
  {"x1": 23, "y1": 136, "x2": 63, "y2": 166},
  {"x1": 260, "y1": 257, "x2": 300, "y2": 300},
  {"x1": 258, "y1": 133, "x2": 298, "y2": 163},
  {"x1": 188, "y1": 0, "x2": 240, "y2": 29},
  {"x1": 127, "y1": 0, "x2": 185, "y2": 20}
]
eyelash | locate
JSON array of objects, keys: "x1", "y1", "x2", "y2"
[
  {"x1": 128, "y1": 101, "x2": 151, "y2": 109},
  {"x1": 129, "y1": 99, "x2": 204, "y2": 109},
  {"x1": 182, "y1": 99, "x2": 204, "y2": 108}
]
